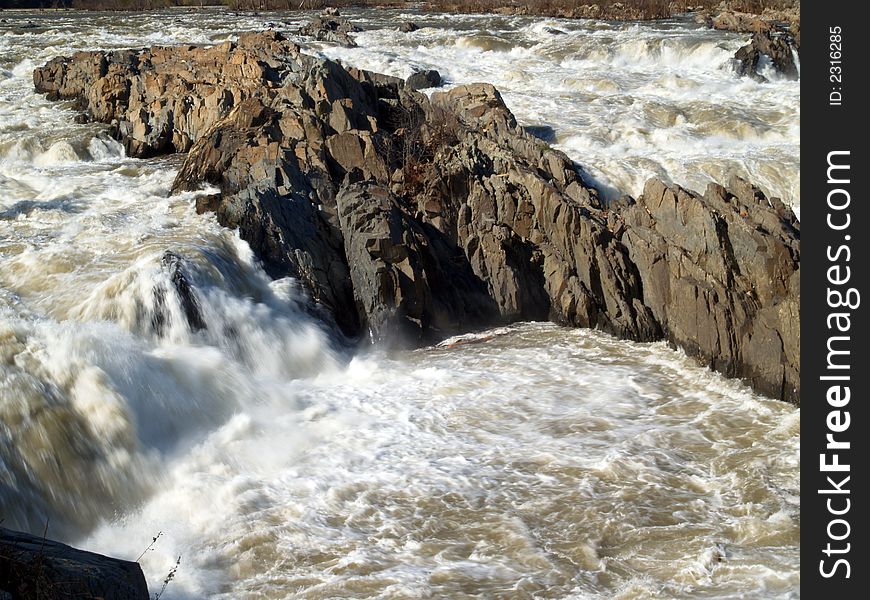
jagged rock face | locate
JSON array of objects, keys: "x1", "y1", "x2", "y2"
[
  {"x1": 733, "y1": 30, "x2": 799, "y2": 82},
  {"x1": 33, "y1": 32, "x2": 300, "y2": 158},
  {"x1": 619, "y1": 179, "x2": 800, "y2": 403},
  {"x1": 33, "y1": 31, "x2": 801, "y2": 403}
]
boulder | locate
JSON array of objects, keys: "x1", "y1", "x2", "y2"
[
  {"x1": 752, "y1": 30, "x2": 799, "y2": 79},
  {"x1": 406, "y1": 69, "x2": 442, "y2": 90},
  {"x1": 398, "y1": 21, "x2": 420, "y2": 33},
  {"x1": 732, "y1": 39, "x2": 765, "y2": 82},
  {"x1": 33, "y1": 32, "x2": 801, "y2": 403},
  {"x1": 732, "y1": 30, "x2": 799, "y2": 81},
  {"x1": 298, "y1": 14, "x2": 360, "y2": 48},
  {"x1": 0, "y1": 527, "x2": 149, "y2": 600}
]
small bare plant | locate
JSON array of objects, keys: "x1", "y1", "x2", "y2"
[
  {"x1": 137, "y1": 531, "x2": 163, "y2": 562},
  {"x1": 153, "y1": 555, "x2": 181, "y2": 600}
]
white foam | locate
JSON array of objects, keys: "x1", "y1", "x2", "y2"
[{"x1": 0, "y1": 9, "x2": 800, "y2": 598}]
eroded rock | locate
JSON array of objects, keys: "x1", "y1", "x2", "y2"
[{"x1": 33, "y1": 32, "x2": 801, "y2": 402}]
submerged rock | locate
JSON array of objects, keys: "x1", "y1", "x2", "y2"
[
  {"x1": 33, "y1": 31, "x2": 801, "y2": 402},
  {"x1": 0, "y1": 527, "x2": 149, "y2": 600},
  {"x1": 161, "y1": 251, "x2": 207, "y2": 333}
]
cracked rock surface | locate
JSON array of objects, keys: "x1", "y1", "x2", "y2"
[{"x1": 34, "y1": 30, "x2": 800, "y2": 402}]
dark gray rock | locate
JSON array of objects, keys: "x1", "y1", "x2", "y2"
[
  {"x1": 0, "y1": 527, "x2": 149, "y2": 600},
  {"x1": 619, "y1": 177, "x2": 800, "y2": 403},
  {"x1": 336, "y1": 181, "x2": 499, "y2": 343},
  {"x1": 753, "y1": 30, "x2": 799, "y2": 79},
  {"x1": 158, "y1": 251, "x2": 206, "y2": 333},
  {"x1": 733, "y1": 40, "x2": 766, "y2": 82},
  {"x1": 732, "y1": 30, "x2": 799, "y2": 81},
  {"x1": 398, "y1": 21, "x2": 420, "y2": 33},
  {"x1": 406, "y1": 69, "x2": 442, "y2": 90}
]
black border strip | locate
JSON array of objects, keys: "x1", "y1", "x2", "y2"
[{"x1": 803, "y1": 3, "x2": 867, "y2": 595}]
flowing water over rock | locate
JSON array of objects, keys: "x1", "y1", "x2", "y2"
[{"x1": 1, "y1": 7, "x2": 798, "y2": 599}]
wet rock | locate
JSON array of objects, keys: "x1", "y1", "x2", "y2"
[
  {"x1": 337, "y1": 181, "x2": 498, "y2": 343},
  {"x1": 33, "y1": 32, "x2": 801, "y2": 402},
  {"x1": 752, "y1": 30, "x2": 799, "y2": 79},
  {"x1": 732, "y1": 40, "x2": 766, "y2": 82},
  {"x1": 406, "y1": 69, "x2": 442, "y2": 90},
  {"x1": 732, "y1": 30, "x2": 799, "y2": 81},
  {"x1": 298, "y1": 14, "x2": 360, "y2": 48},
  {"x1": 161, "y1": 251, "x2": 206, "y2": 333},
  {"x1": 0, "y1": 527, "x2": 149, "y2": 600},
  {"x1": 398, "y1": 21, "x2": 420, "y2": 33}
]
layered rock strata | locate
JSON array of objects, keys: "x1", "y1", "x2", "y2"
[{"x1": 33, "y1": 31, "x2": 800, "y2": 403}]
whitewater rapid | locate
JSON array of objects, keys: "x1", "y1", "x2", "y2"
[{"x1": 1, "y1": 7, "x2": 798, "y2": 599}]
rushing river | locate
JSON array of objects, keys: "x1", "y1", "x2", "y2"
[{"x1": 0, "y1": 7, "x2": 799, "y2": 599}]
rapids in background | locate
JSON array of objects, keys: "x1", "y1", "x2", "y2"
[{"x1": 1, "y1": 7, "x2": 798, "y2": 599}]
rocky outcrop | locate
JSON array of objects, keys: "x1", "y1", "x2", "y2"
[
  {"x1": 732, "y1": 30, "x2": 799, "y2": 81},
  {"x1": 298, "y1": 13, "x2": 360, "y2": 48},
  {"x1": 618, "y1": 178, "x2": 800, "y2": 403},
  {"x1": 710, "y1": 10, "x2": 771, "y2": 34},
  {"x1": 700, "y1": 8, "x2": 800, "y2": 81},
  {"x1": 1, "y1": 527, "x2": 149, "y2": 600},
  {"x1": 732, "y1": 38, "x2": 765, "y2": 82},
  {"x1": 32, "y1": 32, "x2": 302, "y2": 158},
  {"x1": 33, "y1": 32, "x2": 801, "y2": 402}
]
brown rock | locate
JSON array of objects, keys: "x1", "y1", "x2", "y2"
[{"x1": 33, "y1": 32, "x2": 801, "y2": 402}]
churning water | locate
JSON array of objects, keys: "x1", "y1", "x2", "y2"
[{"x1": 0, "y1": 7, "x2": 798, "y2": 599}]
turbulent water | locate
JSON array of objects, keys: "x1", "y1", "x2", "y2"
[{"x1": 1, "y1": 7, "x2": 799, "y2": 599}]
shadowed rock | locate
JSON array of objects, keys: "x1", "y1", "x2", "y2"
[
  {"x1": 733, "y1": 30, "x2": 799, "y2": 81},
  {"x1": 160, "y1": 251, "x2": 207, "y2": 333},
  {"x1": 406, "y1": 69, "x2": 442, "y2": 90},
  {"x1": 33, "y1": 31, "x2": 801, "y2": 402},
  {"x1": 0, "y1": 527, "x2": 149, "y2": 600}
]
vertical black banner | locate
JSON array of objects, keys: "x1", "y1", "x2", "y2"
[{"x1": 803, "y1": 2, "x2": 867, "y2": 596}]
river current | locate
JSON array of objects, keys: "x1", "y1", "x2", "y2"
[{"x1": 0, "y1": 7, "x2": 799, "y2": 599}]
